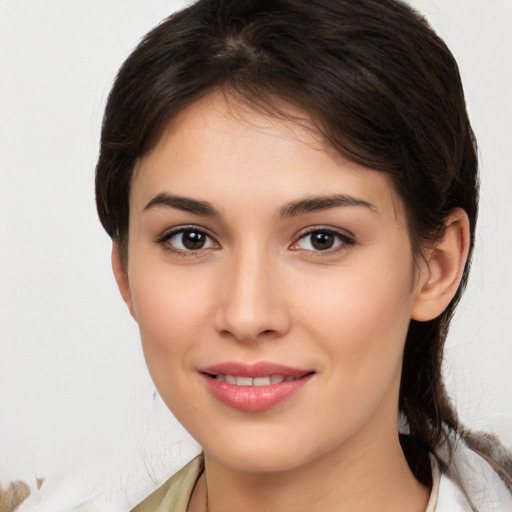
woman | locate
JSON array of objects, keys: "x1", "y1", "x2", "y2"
[{"x1": 95, "y1": 0, "x2": 512, "y2": 510}]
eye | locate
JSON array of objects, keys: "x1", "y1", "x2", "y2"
[
  {"x1": 157, "y1": 227, "x2": 218, "y2": 254},
  {"x1": 291, "y1": 228, "x2": 354, "y2": 253}
]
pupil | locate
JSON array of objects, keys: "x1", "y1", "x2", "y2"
[
  {"x1": 311, "y1": 232, "x2": 334, "y2": 250},
  {"x1": 182, "y1": 230, "x2": 205, "y2": 250}
]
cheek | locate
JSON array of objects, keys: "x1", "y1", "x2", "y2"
[
  {"x1": 294, "y1": 259, "x2": 414, "y2": 440},
  {"x1": 128, "y1": 266, "x2": 218, "y2": 421},
  {"x1": 128, "y1": 263, "x2": 215, "y2": 367},
  {"x1": 297, "y1": 248, "x2": 414, "y2": 376}
]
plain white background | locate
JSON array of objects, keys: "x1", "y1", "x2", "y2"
[{"x1": 1, "y1": 0, "x2": 511, "y2": 509}]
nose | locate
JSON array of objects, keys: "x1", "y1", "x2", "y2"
[{"x1": 214, "y1": 247, "x2": 291, "y2": 343}]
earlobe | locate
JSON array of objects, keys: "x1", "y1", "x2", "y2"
[
  {"x1": 411, "y1": 209, "x2": 470, "y2": 322},
  {"x1": 111, "y1": 242, "x2": 136, "y2": 319}
]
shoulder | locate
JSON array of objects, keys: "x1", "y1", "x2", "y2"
[
  {"x1": 131, "y1": 455, "x2": 204, "y2": 512},
  {"x1": 433, "y1": 436, "x2": 512, "y2": 512}
]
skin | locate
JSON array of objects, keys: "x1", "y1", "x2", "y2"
[{"x1": 113, "y1": 92, "x2": 470, "y2": 512}]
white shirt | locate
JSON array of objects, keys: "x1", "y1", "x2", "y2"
[{"x1": 428, "y1": 438, "x2": 512, "y2": 512}]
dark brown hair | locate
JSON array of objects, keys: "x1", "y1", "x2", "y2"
[{"x1": 95, "y1": 0, "x2": 510, "y2": 497}]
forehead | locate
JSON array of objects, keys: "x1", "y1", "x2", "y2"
[{"x1": 131, "y1": 92, "x2": 404, "y2": 223}]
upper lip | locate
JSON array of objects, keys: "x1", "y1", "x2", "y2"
[{"x1": 200, "y1": 361, "x2": 314, "y2": 378}]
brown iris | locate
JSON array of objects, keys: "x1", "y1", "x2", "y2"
[
  {"x1": 181, "y1": 230, "x2": 207, "y2": 250},
  {"x1": 310, "y1": 231, "x2": 336, "y2": 250}
]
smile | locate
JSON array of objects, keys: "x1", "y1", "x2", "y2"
[
  {"x1": 200, "y1": 362, "x2": 314, "y2": 412},
  {"x1": 211, "y1": 375, "x2": 299, "y2": 386}
]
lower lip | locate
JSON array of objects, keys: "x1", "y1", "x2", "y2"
[{"x1": 202, "y1": 374, "x2": 313, "y2": 412}]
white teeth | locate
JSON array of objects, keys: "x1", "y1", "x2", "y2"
[
  {"x1": 214, "y1": 374, "x2": 291, "y2": 386},
  {"x1": 236, "y1": 376, "x2": 253, "y2": 386},
  {"x1": 253, "y1": 377, "x2": 271, "y2": 386}
]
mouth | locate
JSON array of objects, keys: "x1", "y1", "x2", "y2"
[
  {"x1": 206, "y1": 374, "x2": 304, "y2": 386},
  {"x1": 200, "y1": 362, "x2": 315, "y2": 412}
]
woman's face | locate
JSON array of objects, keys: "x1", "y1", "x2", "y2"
[{"x1": 120, "y1": 93, "x2": 427, "y2": 473}]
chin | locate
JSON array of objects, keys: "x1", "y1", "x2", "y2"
[
  {"x1": 210, "y1": 446, "x2": 309, "y2": 474},
  {"x1": 199, "y1": 426, "x2": 337, "y2": 475}
]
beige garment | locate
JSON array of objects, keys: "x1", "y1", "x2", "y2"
[
  {"x1": 131, "y1": 456, "x2": 204, "y2": 512},
  {"x1": 131, "y1": 454, "x2": 440, "y2": 512}
]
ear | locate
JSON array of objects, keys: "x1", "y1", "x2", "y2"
[
  {"x1": 111, "y1": 242, "x2": 136, "y2": 319},
  {"x1": 411, "y1": 208, "x2": 471, "y2": 322}
]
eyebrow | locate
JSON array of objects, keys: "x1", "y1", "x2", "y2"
[
  {"x1": 143, "y1": 192, "x2": 376, "y2": 218},
  {"x1": 144, "y1": 193, "x2": 219, "y2": 216},
  {"x1": 279, "y1": 194, "x2": 376, "y2": 218}
]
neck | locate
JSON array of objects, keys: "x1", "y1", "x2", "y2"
[{"x1": 191, "y1": 427, "x2": 430, "y2": 512}]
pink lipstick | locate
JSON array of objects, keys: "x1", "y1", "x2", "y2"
[{"x1": 200, "y1": 362, "x2": 314, "y2": 412}]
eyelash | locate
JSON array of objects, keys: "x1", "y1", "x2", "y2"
[
  {"x1": 155, "y1": 226, "x2": 355, "y2": 257},
  {"x1": 290, "y1": 227, "x2": 355, "y2": 256},
  {"x1": 155, "y1": 226, "x2": 219, "y2": 256}
]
